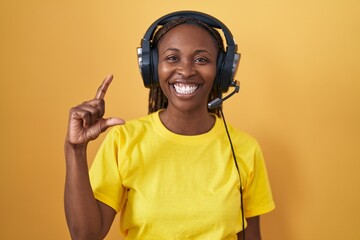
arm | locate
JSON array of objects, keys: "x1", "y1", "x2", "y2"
[
  {"x1": 237, "y1": 216, "x2": 261, "y2": 240},
  {"x1": 64, "y1": 75, "x2": 124, "y2": 240}
]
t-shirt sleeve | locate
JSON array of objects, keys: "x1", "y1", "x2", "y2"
[
  {"x1": 242, "y1": 144, "x2": 275, "y2": 218},
  {"x1": 89, "y1": 127, "x2": 127, "y2": 213}
]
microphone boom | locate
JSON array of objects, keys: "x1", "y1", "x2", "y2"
[{"x1": 208, "y1": 80, "x2": 240, "y2": 109}]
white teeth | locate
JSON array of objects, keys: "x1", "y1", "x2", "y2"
[{"x1": 173, "y1": 83, "x2": 198, "y2": 95}]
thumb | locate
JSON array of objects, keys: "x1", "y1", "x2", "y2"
[{"x1": 100, "y1": 117, "x2": 125, "y2": 132}]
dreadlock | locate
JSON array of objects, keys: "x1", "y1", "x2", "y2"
[{"x1": 148, "y1": 17, "x2": 225, "y2": 117}]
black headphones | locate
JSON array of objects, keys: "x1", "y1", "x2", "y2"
[{"x1": 137, "y1": 10, "x2": 241, "y2": 93}]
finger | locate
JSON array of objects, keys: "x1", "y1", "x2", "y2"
[
  {"x1": 99, "y1": 117, "x2": 125, "y2": 132},
  {"x1": 78, "y1": 104, "x2": 103, "y2": 126},
  {"x1": 95, "y1": 74, "x2": 113, "y2": 100},
  {"x1": 83, "y1": 99, "x2": 105, "y2": 119},
  {"x1": 70, "y1": 107, "x2": 92, "y2": 128},
  {"x1": 85, "y1": 117, "x2": 125, "y2": 142}
]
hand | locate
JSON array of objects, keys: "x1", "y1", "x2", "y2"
[{"x1": 66, "y1": 75, "x2": 125, "y2": 146}]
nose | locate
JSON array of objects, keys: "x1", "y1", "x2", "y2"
[{"x1": 176, "y1": 59, "x2": 196, "y2": 78}]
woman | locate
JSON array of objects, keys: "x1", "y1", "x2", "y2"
[{"x1": 64, "y1": 12, "x2": 275, "y2": 240}]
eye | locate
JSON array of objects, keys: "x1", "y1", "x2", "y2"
[
  {"x1": 194, "y1": 57, "x2": 208, "y2": 64},
  {"x1": 165, "y1": 55, "x2": 179, "y2": 62}
]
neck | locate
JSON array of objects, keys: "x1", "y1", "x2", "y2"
[{"x1": 159, "y1": 108, "x2": 215, "y2": 135}]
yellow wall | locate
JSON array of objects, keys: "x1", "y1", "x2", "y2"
[{"x1": 1, "y1": 0, "x2": 359, "y2": 239}]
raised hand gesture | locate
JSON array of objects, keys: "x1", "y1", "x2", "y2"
[{"x1": 66, "y1": 75, "x2": 125, "y2": 146}]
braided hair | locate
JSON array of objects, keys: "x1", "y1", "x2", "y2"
[{"x1": 148, "y1": 17, "x2": 225, "y2": 117}]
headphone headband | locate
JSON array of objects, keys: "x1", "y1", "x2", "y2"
[{"x1": 143, "y1": 11, "x2": 236, "y2": 47}]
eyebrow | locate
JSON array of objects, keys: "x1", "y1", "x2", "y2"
[{"x1": 161, "y1": 48, "x2": 214, "y2": 56}]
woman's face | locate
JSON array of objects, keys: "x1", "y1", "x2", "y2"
[{"x1": 157, "y1": 24, "x2": 218, "y2": 113}]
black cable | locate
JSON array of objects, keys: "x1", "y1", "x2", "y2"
[{"x1": 220, "y1": 108, "x2": 246, "y2": 240}]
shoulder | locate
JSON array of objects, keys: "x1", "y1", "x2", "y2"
[
  {"x1": 223, "y1": 121, "x2": 261, "y2": 151},
  {"x1": 219, "y1": 120, "x2": 265, "y2": 168},
  {"x1": 105, "y1": 113, "x2": 156, "y2": 141},
  {"x1": 112, "y1": 113, "x2": 154, "y2": 130}
]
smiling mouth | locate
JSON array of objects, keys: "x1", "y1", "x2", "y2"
[{"x1": 173, "y1": 83, "x2": 200, "y2": 95}]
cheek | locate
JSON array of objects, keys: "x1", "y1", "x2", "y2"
[
  {"x1": 157, "y1": 62, "x2": 172, "y2": 82},
  {"x1": 203, "y1": 66, "x2": 217, "y2": 85},
  {"x1": 157, "y1": 63, "x2": 171, "y2": 95}
]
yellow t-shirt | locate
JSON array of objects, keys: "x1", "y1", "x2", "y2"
[{"x1": 89, "y1": 111, "x2": 275, "y2": 239}]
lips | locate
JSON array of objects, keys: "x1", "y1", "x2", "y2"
[{"x1": 173, "y1": 83, "x2": 200, "y2": 95}]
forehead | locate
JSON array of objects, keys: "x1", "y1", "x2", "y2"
[{"x1": 157, "y1": 24, "x2": 218, "y2": 50}]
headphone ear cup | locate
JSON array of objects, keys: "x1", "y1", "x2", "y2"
[
  {"x1": 215, "y1": 50, "x2": 225, "y2": 92},
  {"x1": 150, "y1": 47, "x2": 159, "y2": 87},
  {"x1": 138, "y1": 43, "x2": 152, "y2": 88},
  {"x1": 219, "y1": 48, "x2": 239, "y2": 93}
]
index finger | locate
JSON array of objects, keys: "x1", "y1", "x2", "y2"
[{"x1": 95, "y1": 75, "x2": 113, "y2": 99}]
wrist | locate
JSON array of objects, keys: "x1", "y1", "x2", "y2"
[
  {"x1": 64, "y1": 140, "x2": 88, "y2": 161},
  {"x1": 65, "y1": 139, "x2": 87, "y2": 150}
]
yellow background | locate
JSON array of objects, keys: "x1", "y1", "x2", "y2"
[{"x1": 1, "y1": 0, "x2": 359, "y2": 239}]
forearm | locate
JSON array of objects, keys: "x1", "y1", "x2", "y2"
[
  {"x1": 64, "y1": 142, "x2": 102, "y2": 240},
  {"x1": 237, "y1": 216, "x2": 261, "y2": 240},
  {"x1": 238, "y1": 232, "x2": 261, "y2": 240},
  {"x1": 238, "y1": 233, "x2": 261, "y2": 240}
]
